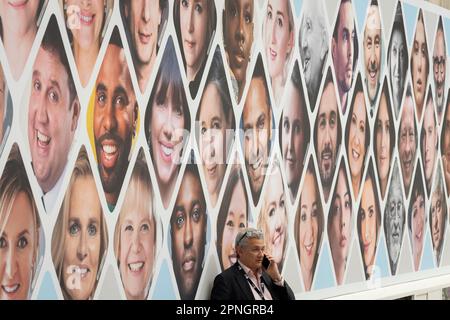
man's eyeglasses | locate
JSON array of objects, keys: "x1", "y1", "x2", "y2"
[{"x1": 237, "y1": 230, "x2": 263, "y2": 246}]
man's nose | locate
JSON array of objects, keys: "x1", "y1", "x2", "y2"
[
  {"x1": 142, "y1": 0, "x2": 151, "y2": 23},
  {"x1": 103, "y1": 104, "x2": 118, "y2": 132}
]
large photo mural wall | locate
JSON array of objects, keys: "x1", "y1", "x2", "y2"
[{"x1": 1, "y1": 0, "x2": 450, "y2": 300}]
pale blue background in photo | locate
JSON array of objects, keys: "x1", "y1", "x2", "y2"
[
  {"x1": 375, "y1": 232, "x2": 390, "y2": 278},
  {"x1": 314, "y1": 240, "x2": 336, "y2": 290},
  {"x1": 152, "y1": 259, "x2": 177, "y2": 299},
  {"x1": 403, "y1": 3, "x2": 418, "y2": 46},
  {"x1": 37, "y1": 271, "x2": 58, "y2": 300}
]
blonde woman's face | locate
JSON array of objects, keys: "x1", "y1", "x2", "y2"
[
  {"x1": 119, "y1": 193, "x2": 155, "y2": 300},
  {"x1": 0, "y1": 192, "x2": 36, "y2": 300},
  {"x1": 262, "y1": 168, "x2": 286, "y2": 265},
  {"x1": 62, "y1": 176, "x2": 102, "y2": 300}
]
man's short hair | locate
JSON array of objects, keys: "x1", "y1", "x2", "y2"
[
  {"x1": 235, "y1": 228, "x2": 264, "y2": 249},
  {"x1": 41, "y1": 16, "x2": 76, "y2": 107}
]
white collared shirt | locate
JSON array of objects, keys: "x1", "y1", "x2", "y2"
[
  {"x1": 238, "y1": 260, "x2": 273, "y2": 300},
  {"x1": 41, "y1": 166, "x2": 66, "y2": 214}
]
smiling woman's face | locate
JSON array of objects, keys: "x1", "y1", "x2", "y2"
[
  {"x1": 62, "y1": 176, "x2": 102, "y2": 300},
  {"x1": 0, "y1": 192, "x2": 36, "y2": 300},
  {"x1": 220, "y1": 180, "x2": 247, "y2": 270}
]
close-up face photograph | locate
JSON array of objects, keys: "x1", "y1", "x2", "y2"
[
  {"x1": 409, "y1": 168, "x2": 426, "y2": 272},
  {"x1": 346, "y1": 77, "x2": 368, "y2": 199},
  {"x1": 146, "y1": 38, "x2": 190, "y2": 209},
  {"x1": 264, "y1": 0, "x2": 294, "y2": 106},
  {"x1": 433, "y1": 18, "x2": 446, "y2": 120},
  {"x1": 429, "y1": 168, "x2": 446, "y2": 266},
  {"x1": 93, "y1": 30, "x2": 138, "y2": 210},
  {"x1": 299, "y1": 0, "x2": 329, "y2": 110},
  {"x1": 399, "y1": 89, "x2": 417, "y2": 195},
  {"x1": 0, "y1": 0, "x2": 45, "y2": 80},
  {"x1": 121, "y1": 0, "x2": 165, "y2": 93},
  {"x1": 357, "y1": 165, "x2": 380, "y2": 279},
  {"x1": 388, "y1": 3, "x2": 408, "y2": 118},
  {"x1": 242, "y1": 60, "x2": 272, "y2": 206},
  {"x1": 258, "y1": 163, "x2": 287, "y2": 270},
  {"x1": 170, "y1": 166, "x2": 207, "y2": 300},
  {"x1": 384, "y1": 161, "x2": 405, "y2": 275},
  {"x1": 175, "y1": 0, "x2": 216, "y2": 97},
  {"x1": 0, "y1": 147, "x2": 40, "y2": 300},
  {"x1": 374, "y1": 80, "x2": 394, "y2": 198},
  {"x1": 363, "y1": 1, "x2": 382, "y2": 109},
  {"x1": 410, "y1": 10, "x2": 429, "y2": 119},
  {"x1": 281, "y1": 62, "x2": 308, "y2": 202},
  {"x1": 421, "y1": 94, "x2": 437, "y2": 195},
  {"x1": 115, "y1": 155, "x2": 157, "y2": 300},
  {"x1": 296, "y1": 161, "x2": 323, "y2": 292},
  {"x1": 223, "y1": 0, "x2": 254, "y2": 102},
  {"x1": 315, "y1": 71, "x2": 340, "y2": 201},
  {"x1": 442, "y1": 95, "x2": 450, "y2": 195},
  {"x1": 328, "y1": 163, "x2": 352, "y2": 285},
  {"x1": 197, "y1": 48, "x2": 234, "y2": 208},
  {"x1": 332, "y1": 0, "x2": 358, "y2": 112},
  {"x1": 216, "y1": 166, "x2": 248, "y2": 271},
  {"x1": 64, "y1": 0, "x2": 111, "y2": 86},
  {"x1": 52, "y1": 149, "x2": 108, "y2": 300},
  {"x1": 28, "y1": 17, "x2": 80, "y2": 214}
]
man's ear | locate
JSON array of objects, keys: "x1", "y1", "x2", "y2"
[{"x1": 71, "y1": 98, "x2": 80, "y2": 132}]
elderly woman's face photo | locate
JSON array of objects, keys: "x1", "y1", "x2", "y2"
[
  {"x1": 411, "y1": 16, "x2": 428, "y2": 116},
  {"x1": 329, "y1": 167, "x2": 352, "y2": 283},
  {"x1": 179, "y1": 0, "x2": 209, "y2": 80},
  {"x1": 66, "y1": 0, "x2": 104, "y2": 49},
  {"x1": 364, "y1": 5, "x2": 382, "y2": 103},
  {"x1": 359, "y1": 177, "x2": 378, "y2": 272},
  {"x1": 422, "y1": 100, "x2": 437, "y2": 190},
  {"x1": 348, "y1": 91, "x2": 367, "y2": 188},
  {"x1": 389, "y1": 28, "x2": 407, "y2": 112},
  {"x1": 298, "y1": 171, "x2": 320, "y2": 290},
  {"x1": 385, "y1": 172, "x2": 404, "y2": 270},
  {"x1": 220, "y1": 179, "x2": 247, "y2": 270},
  {"x1": 430, "y1": 191, "x2": 444, "y2": 252},
  {"x1": 224, "y1": 0, "x2": 254, "y2": 86},
  {"x1": 264, "y1": 0, "x2": 292, "y2": 82},
  {"x1": 411, "y1": 189, "x2": 425, "y2": 271},
  {"x1": 261, "y1": 167, "x2": 286, "y2": 266},
  {"x1": 118, "y1": 194, "x2": 155, "y2": 300},
  {"x1": 399, "y1": 96, "x2": 416, "y2": 192},
  {"x1": 150, "y1": 84, "x2": 185, "y2": 193},
  {"x1": 375, "y1": 91, "x2": 391, "y2": 193},
  {"x1": 0, "y1": 192, "x2": 36, "y2": 300},
  {"x1": 199, "y1": 83, "x2": 228, "y2": 205},
  {"x1": 282, "y1": 81, "x2": 306, "y2": 197},
  {"x1": 62, "y1": 176, "x2": 102, "y2": 300}
]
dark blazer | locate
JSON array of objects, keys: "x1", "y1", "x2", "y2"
[{"x1": 210, "y1": 262, "x2": 295, "y2": 300}]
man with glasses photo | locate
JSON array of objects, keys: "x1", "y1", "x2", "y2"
[{"x1": 210, "y1": 228, "x2": 295, "y2": 300}]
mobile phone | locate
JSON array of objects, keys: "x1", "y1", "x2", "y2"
[{"x1": 262, "y1": 255, "x2": 270, "y2": 269}]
